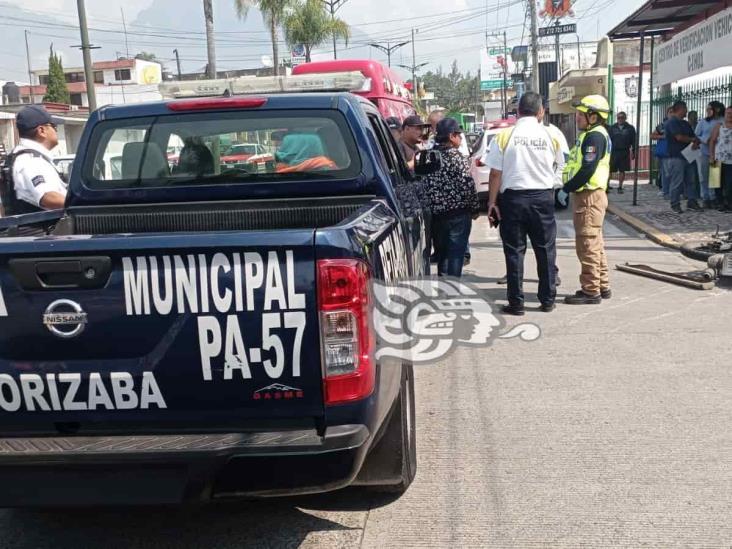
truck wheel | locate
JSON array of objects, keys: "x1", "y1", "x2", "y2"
[{"x1": 357, "y1": 364, "x2": 417, "y2": 493}]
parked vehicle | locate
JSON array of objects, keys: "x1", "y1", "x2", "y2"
[
  {"x1": 0, "y1": 82, "x2": 428, "y2": 506},
  {"x1": 292, "y1": 60, "x2": 415, "y2": 121},
  {"x1": 469, "y1": 119, "x2": 516, "y2": 209},
  {"x1": 52, "y1": 154, "x2": 75, "y2": 183}
]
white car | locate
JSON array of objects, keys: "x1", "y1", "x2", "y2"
[
  {"x1": 52, "y1": 154, "x2": 75, "y2": 183},
  {"x1": 469, "y1": 121, "x2": 515, "y2": 209}
]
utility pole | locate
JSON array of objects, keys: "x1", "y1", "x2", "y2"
[
  {"x1": 203, "y1": 0, "x2": 216, "y2": 79},
  {"x1": 24, "y1": 31, "x2": 35, "y2": 105},
  {"x1": 173, "y1": 49, "x2": 182, "y2": 80},
  {"x1": 369, "y1": 41, "x2": 409, "y2": 67},
  {"x1": 120, "y1": 7, "x2": 130, "y2": 59},
  {"x1": 75, "y1": 0, "x2": 98, "y2": 111},
  {"x1": 321, "y1": 0, "x2": 349, "y2": 59},
  {"x1": 411, "y1": 28, "x2": 416, "y2": 98},
  {"x1": 555, "y1": 21, "x2": 561, "y2": 79},
  {"x1": 528, "y1": 0, "x2": 540, "y2": 93}
]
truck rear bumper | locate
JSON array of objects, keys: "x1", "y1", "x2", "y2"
[{"x1": 0, "y1": 425, "x2": 370, "y2": 506}]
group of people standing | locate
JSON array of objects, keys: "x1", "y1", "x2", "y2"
[
  {"x1": 654, "y1": 99, "x2": 732, "y2": 214},
  {"x1": 389, "y1": 92, "x2": 614, "y2": 314}
]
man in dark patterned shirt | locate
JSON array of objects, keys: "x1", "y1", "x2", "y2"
[{"x1": 423, "y1": 118, "x2": 479, "y2": 277}]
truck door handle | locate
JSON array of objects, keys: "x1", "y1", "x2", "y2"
[{"x1": 9, "y1": 257, "x2": 112, "y2": 290}]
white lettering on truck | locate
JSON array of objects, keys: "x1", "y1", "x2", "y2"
[
  {"x1": 123, "y1": 250, "x2": 308, "y2": 384},
  {"x1": 0, "y1": 281, "x2": 7, "y2": 317},
  {"x1": 0, "y1": 372, "x2": 166, "y2": 412}
]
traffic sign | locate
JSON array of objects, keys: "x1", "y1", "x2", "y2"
[{"x1": 538, "y1": 24, "x2": 577, "y2": 37}]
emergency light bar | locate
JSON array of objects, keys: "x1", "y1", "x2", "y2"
[{"x1": 159, "y1": 72, "x2": 371, "y2": 99}]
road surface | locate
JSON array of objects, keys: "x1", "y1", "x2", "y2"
[{"x1": 1, "y1": 212, "x2": 730, "y2": 548}]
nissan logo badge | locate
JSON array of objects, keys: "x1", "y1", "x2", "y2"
[{"x1": 43, "y1": 299, "x2": 87, "y2": 339}]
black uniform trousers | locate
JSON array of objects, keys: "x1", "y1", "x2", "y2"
[{"x1": 498, "y1": 188, "x2": 557, "y2": 307}]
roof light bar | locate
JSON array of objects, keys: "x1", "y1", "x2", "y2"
[
  {"x1": 167, "y1": 97, "x2": 267, "y2": 111},
  {"x1": 159, "y1": 72, "x2": 370, "y2": 99}
]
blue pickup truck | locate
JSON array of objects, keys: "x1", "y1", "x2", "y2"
[{"x1": 0, "y1": 91, "x2": 429, "y2": 506}]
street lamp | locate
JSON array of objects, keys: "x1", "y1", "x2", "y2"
[
  {"x1": 396, "y1": 62, "x2": 428, "y2": 100},
  {"x1": 321, "y1": 0, "x2": 349, "y2": 59},
  {"x1": 369, "y1": 41, "x2": 410, "y2": 67}
]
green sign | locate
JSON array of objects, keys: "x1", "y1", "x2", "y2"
[
  {"x1": 488, "y1": 47, "x2": 511, "y2": 56},
  {"x1": 481, "y1": 79, "x2": 504, "y2": 91}
]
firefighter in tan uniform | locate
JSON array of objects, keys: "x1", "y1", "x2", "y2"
[{"x1": 562, "y1": 95, "x2": 612, "y2": 305}]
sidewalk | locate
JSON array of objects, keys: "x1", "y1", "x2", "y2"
[{"x1": 606, "y1": 179, "x2": 732, "y2": 248}]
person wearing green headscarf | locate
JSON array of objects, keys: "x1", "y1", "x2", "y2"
[{"x1": 275, "y1": 134, "x2": 336, "y2": 173}]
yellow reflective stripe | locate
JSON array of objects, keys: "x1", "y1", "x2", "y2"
[{"x1": 495, "y1": 128, "x2": 513, "y2": 151}]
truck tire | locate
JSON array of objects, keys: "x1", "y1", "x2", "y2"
[
  {"x1": 356, "y1": 364, "x2": 417, "y2": 493},
  {"x1": 680, "y1": 240, "x2": 717, "y2": 262}
]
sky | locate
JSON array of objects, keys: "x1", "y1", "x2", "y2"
[{"x1": 0, "y1": 0, "x2": 648, "y2": 84}]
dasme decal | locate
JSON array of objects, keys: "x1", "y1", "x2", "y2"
[
  {"x1": 0, "y1": 372, "x2": 166, "y2": 413},
  {"x1": 0, "y1": 281, "x2": 6, "y2": 317},
  {"x1": 122, "y1": 250, "x2": 308, "y2": 384},
  {"x1": 373, "y1": 278, "x2": 541, "y2": 364}
]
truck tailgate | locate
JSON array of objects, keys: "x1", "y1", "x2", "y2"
[{"x1": 0, "y1": 231, "x2": 322, "y2": 434}]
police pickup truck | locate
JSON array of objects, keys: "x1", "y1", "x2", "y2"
[{"x1": 0, "y1": 73, "x2": 429, "y2": 506}]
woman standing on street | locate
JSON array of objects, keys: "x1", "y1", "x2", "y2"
[
  {"x1": 695, "y1": 101, "x2": 725, "y2": 209},
  {"x1": 708, "y1": 106, "x2": 732, "y2": 212},
  {"x1": 423, "y1": 118, "x2": 479, "y2": 277}
]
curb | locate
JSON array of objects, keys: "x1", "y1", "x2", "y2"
[{"x1": 607, "y1": 203, "x2": 682, "y2": 250}]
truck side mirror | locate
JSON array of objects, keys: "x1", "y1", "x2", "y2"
[{"x1": 414, "y1": 149, "x2": 441, "y2": 176}]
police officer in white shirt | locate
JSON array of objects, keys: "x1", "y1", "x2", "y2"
[
  {"x1": 483, "y1": 92, "x2": 565, "y2": 315},
  {"x1": 4, "y1": 106, "x2": 66, "y2": 214}
]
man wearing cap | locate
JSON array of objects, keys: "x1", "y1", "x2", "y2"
[
  {"x1": 483, "y1": 92, "x2": 564, "y2": 315},
  {"x1": 561, "y1": 95, "x2": 612, "y2": 305},
  {"x1": 399, "y1": 115, "x2": 428, "y2": 168},
  {"x1": 3, "y1": 105, "x2": 66, "y2": 214},
  {"x1": 423, "y1": 117, "x2": 479, "y2": 277}
]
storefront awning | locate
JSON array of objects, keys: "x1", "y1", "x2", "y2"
[{"x1": 608, "y1": 0, "x2": 725, "y2": 40}]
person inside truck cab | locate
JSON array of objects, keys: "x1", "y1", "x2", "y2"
[
  {"x1": 3, "y1": 106, "x2": 67, "y2": 213},
  {"x1": 274, "y1": 133, "x2": 337, "y2": 173},
  {"x1": 172, "y1": 141, "x2": 215, "y2": 177}
]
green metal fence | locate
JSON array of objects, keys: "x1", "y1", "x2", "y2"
[{"x1": 650, "y1": 76, "x2": 732, "y2": 182}]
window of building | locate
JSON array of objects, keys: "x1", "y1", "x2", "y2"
[
  {"x1": 65, "y1": 72, "x2": 85, "y2": 83},
  {"x1": 114, "y1": 69, "x2": 132, "y2": 81},
  {"x1": 93, "y1": 71, "x2": 104, "y2": 84},
  {"x1": 38, "y1": 75, "x2": 49, "y2": 85},
  {"x1": 70, "y1": 93, "x2": 83, "y2": 106}
]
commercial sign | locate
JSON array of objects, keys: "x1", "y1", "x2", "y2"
[
  {"x1": 539, "y1": 0, "x2": 574, "y2": 18},
  {"x1": 557, "y1": 86, "x2": 575, "y2": 104},
  {"x1": 538, "y1": 24, "x2": 577, "y2": 37},
  {"x1": 653, "y1": 6, "x2": 732, "y2": 86},
  {"x1": 480, "y1": 47, "x2": 510, "y2": 91}
]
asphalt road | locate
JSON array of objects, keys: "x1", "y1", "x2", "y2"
[{"x1": 1, "y1": 211, "x2": 730, "y2": 548}]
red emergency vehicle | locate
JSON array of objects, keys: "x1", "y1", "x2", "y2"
[{"x1": 292, "y1": 60, "x2": 416, "y2": 121}]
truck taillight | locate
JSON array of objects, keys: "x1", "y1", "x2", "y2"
[{"x1": 317, "y1": 259, "x2": 375, "y2": 406}]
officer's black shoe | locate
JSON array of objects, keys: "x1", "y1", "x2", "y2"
[
  {"x1": 601, "y1": 288, "x2": 612, "y2": 300},
  {"x1": 671, "y1": 205, "x2": 683, "y2": 214},
  {"x1": 501, "y1": 304, "x2": 525, "y2": 316},
  {"x1": 564, "y1": 291, "x2": 602, "y2": 305},
  {"x1": 429, "y1": 254, "x2": 439, "y2": 263},
  {"x1": 463, "y1": 254, "x2": 471, "y2": 266},
  {"x1": 539, "y1": 302, "x2": 556, "y2": 312},
  {"x1": 556, "y1": 275, "x2": 562, "y2": 287},
  {"x1": 497, "y1": 274, "x2": 508, "y2": 285},
  {"x1": 687, "y1": 201, "x2": 703, "y2": 211}
]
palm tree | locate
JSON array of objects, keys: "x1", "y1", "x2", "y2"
[
  {"x1": 235, "y1": 0, "x2": 293, "y2": 76},
  {"x1": 203, "y1": 0, "x2": 216, "y2": 78},
  {"x1": 283, "y1": 0, "x2": 350, "y2": 63}
]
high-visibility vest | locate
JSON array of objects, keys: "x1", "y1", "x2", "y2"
[{"x1": 562, "y1": 125, "x2": 611, "y2": 192}]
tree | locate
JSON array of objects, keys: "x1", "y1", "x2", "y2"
[
  {"x1": 203, "y1": 0, "x2": 216, "y2": 78},
  {"x1": 283, "y1": 0, "x2": 349, "y2": 63},
  {"x1": 235, "y1": 0, "x2": 293, "y2": 76},
  {"x1": 135, "y1": 51, "x2": 158, "y2": 62},
  {"x1": 420, "y1": 61, "x2": 482, "y2": 115},
  {"x1": 43, "y1": 46, "x2": 70, "y2": 104}
]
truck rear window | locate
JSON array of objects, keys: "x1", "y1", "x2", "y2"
[{"x1": 82, "y1": 110, "x2": 360, "y2": 189}]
